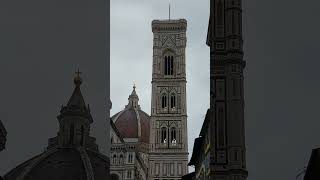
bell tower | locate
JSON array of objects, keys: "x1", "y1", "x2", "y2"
[{"x1": 149, "y1": 19, "x2": 188, "y2": 179}]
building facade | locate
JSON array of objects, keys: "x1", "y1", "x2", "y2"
[
  {"x1": 149, "y1": 19, "x2": 189, "y2": 179},
  {"x1": 207, "y1": 0, "x2": 248, "y2": 179},
  {"x1": 188, "y1": 0, "x2": 248, "y2": 179},
  {"x1": 188, "y1": 110, "x2": 211, "y2": 180}
]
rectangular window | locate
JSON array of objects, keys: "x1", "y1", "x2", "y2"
[
  {"x1": 155, "y1": 163, "x2": 160, "y2": 176},
  {"x1": 232, "y1": 79, "x2": 236, "y2": 96},
  {"x1": 177, "y1": 163, "x2": 182, "y2": 175},
  {"x1": 217, "y1": 107, "x2": 225, "y2": 147},
  {"x1": 163, "y1": 163, "x2": 168, "y2": 176},
  {"x1": 171, "y1": 163, "x2": 175, "y2": 176}
]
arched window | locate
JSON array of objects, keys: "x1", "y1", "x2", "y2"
[
  {"x1": 162, "y1": 94, "x2": 167, "y2": 108},
  {"x1": 170, "y1": 127, "x2": 177, "y2": 145},
  {"x1": 80, "y1": 126, "x2": 84, "y2": 146},
  {"x1": 119, "y1": 154, "x2": 124, "y2": 164},
  {"x1": 111, "y1": 174, "x2": 120, "y2": 180},
  {"x1": 112, "y1": 154, "x2": 117, "y2": 164},
  {"x1": 170, "y1": 94, "x2": 176, "y2": 109},
  {"x1": 127, "y1": 170, "x2": 132, "y2": 178},
  {"x1": 164, "y1": 55, "x2": 174, "y2": 75},
  {"x1": 161, "y1": 127, "x2": 167, "y2": 143},
  {"x1": 128, "y1": 153, "x2": 133, "y2": 163},
  {"x1": 69, "y1": 123, "x2": 74, "y2": 145}
]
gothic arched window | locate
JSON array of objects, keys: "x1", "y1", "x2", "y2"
[
  {"x1": 80, "y1": 126, "x2": 84, "y2": 146},
  {"x1": 128, "y1": 153, "x2": 133, "y2": 163},
  {"x1": 162, "y1": 94, "x2": 167, "y2": 109},
  {"x1": 69, "y1": 123, "x2": 74, "y2": 145},
  {"x1": 119, "y1": 154, "x2": 124, "y2": 164},
  {"x1": 112, "y1": 154, "x2": 117, "y2": 164},
  {"x1": 170, "y1": 94, "x2": 176, "y2": 109},
  {"x1": 170, "y1": 127, "x2": 177, "y2": 145},
  {"x1": 161, "y1": 127, "x2": 167, "y2": 143},
  {"x1": 164, "y1": 55, "x2": 174, "y2": 75}
]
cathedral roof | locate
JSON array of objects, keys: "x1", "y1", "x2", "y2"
[
  {"x1": 4, "y1": 148, "x2": 110, "y2": 180},
  {"x1": 4, "y1": 71, "x2": 110, "y2": 180},
  {"x1": 111, "y1": 85, "x2": 150, "y2": 143},
  {"x1": 0, "y1": 120, "x2": 7, "y2": 151},
  {"x1": 304, "y1": 148, "x2": 320, "y2": 180}
]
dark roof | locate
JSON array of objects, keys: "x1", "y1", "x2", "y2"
[
  {"x1": 188, "y1": 137, "x2": 204, "y2": 166},
  {"x1": 199, "y1": 109, "x2": 211, "y2": 137},
  {"x1": 58, "y1": 76, "x2": 93, "y2": 123},
  {"x1": 110, "y1": 119, "x2": 125, "y2": 143},
  {"x1": 182, "y1": 172, "x2": 195, "y2": 180},
  {"x1": 304, "y1": 148, "x2": 320, "y2": 180},
  {"x1": 0, "y1": 120, "x2": 6, "y2": 135},
  {"x1": 0, "y1": 120, "x2": 7, "y2": 151},
  {"x1": 206, "y1": 0, "x2": 214, "y2": 47},
  {"x1": 4, "y1": 148, "x2": 110, "y2": 180}
]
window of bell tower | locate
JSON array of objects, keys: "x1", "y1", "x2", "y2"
[
  {"x1": 170, "y1": 94, "x2": 176, "y2": 109},
  {"x1": 164, "y1": 55, "x2": 174, "y2": 76},
  {"x1": 170, "y1": 127, "x2": 177, "y2": 145},
  {"x1": 162, "y1": 94, "x2": 167, "y2": 109},
  {"x1": 161, "y1": 127, "x2": 167, "y2": 144}
]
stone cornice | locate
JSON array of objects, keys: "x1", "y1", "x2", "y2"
[{"x1": 152, "y1": 19, "x2": 187, "y2": 33}]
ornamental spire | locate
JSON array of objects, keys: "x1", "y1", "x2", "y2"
[
  {"x1": 126, "y1": 83, "x2": 140, "y2": 110},
  {"x1": 66, "y1": 69, "x2": 86, "y2": 109}
]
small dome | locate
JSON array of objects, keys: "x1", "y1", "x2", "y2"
[
  {"x1": 4, "y1": 148, "x2": 110, "y2": 180},
  {"x1": 111, "y1": 85, "x2": 150, "y2": 143}
]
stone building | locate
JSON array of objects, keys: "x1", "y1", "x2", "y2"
[
  {"x1": 207, "y1": 0, "x2": 248, "y2": 179},
  {"x1": 188, "y1": 110, "x2": 211, "y2": 180},
  {"x1": 110, "y1": 86, "x2": 149, "y2": 180},
  {"x1": 0, "y1": 120, "x2": 7, "y2": 152},
  {"x1": 110, "y1": 18, "x2": 189, "y2": 180},
  {"x1": 4, "y1": 73, "x2": 110, "y2": 180},
  {"x1": 188, "y1": 0, "x2": 248, "y2": 179}
]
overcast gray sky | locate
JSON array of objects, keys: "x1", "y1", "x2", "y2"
[{"x1": 0, "y1": 0, "x2": 320, "y2": 180}]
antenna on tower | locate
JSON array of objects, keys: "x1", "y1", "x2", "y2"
[{"x1": 169, "y1": 0, "x2": 171, "y2": 20}]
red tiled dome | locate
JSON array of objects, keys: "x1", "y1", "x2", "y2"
[
  {"x1": 111, "y1": 86, "x2": 150, "y2": 143},
  {"x1": 112, "y1": 108, "x2": 150, "y2": 143}
]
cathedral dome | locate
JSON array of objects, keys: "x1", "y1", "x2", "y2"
[
  {"x1": 4, "y1": 72, "x2": 110, "y2": 180},
  {"x1": 4, "y1": 148, "x2": 110, "y2": 180},
  {"x1": 111, "y1": 85, "x2": 150, "y2": 143}
]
